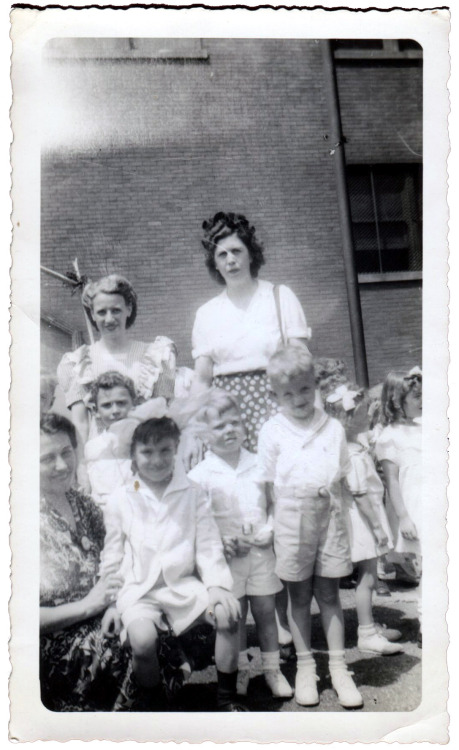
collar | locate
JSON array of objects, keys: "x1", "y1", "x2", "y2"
[
  {"x1": 204, "y1": 447, "x2": 257, "y2": 475},
  {"x1": 275, "y1": 408, "x2": 329, "y2": 445},
  {"x1": 132, "y1": 458, "x2": 191, "y2": 500}
]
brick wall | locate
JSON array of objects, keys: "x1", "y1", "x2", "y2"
[{"x1": 41, "y1": 39, "x2": 422, "y2": 388}]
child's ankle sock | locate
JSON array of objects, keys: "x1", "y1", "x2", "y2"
[
  {"x1": 217, "y1": 669, "x2": 238, "y2": 709},
  {"x1": 260, "y1": 650, "x2": 280, "y2": 672},
  {"x1": 296, "y1": 650, "x2": 316, "y2": 671},
  {"x1": 357, "y1": 623, "x2": 377, "y2": 637},
  {"x1": 328, "y1": 649, "x2": 347, "y2": 671}
]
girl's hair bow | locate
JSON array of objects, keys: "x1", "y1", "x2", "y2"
[
  {"x1": 404, "y1": 366, "x2": 422, "y2": 384},
  {"x1": 326, "y1": 384, "x2": 363, "y2": 412}
]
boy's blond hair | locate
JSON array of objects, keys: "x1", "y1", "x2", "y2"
[
  {"x1": 196, "y1": 388, "x2": 241, "y2": 425},
  {"x1": 267, "y1": 344, "x2": 314, "y2": 387}
]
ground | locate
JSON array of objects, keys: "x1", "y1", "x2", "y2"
[{"x1": 169, "y1": 579, "x2": 421, "y2": 713}]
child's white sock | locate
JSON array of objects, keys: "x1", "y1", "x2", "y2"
[
  {"x1": 328, "y1": 650, "x2": 363, "y2": 709},
  {"x1": 260, "y1": 650, "x2": 280, "y2": 672},
  {"x1": 296, "y1": 650, "x2": 316, "y2": 670},
  {"x1": 294, "y1": 651, "x2": 319, "y2": 706},
  {"x1": 261, "y1": 650, "x2": 293, "y2": 699}
]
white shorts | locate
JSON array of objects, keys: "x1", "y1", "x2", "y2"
[
  {"x1": 229, "y1": 546, "x2": 283, "y2": 599},
  {"x1": 121, "y1": 577, "x2": 209, "y2": 637},
  {"x1": 274, "y1": 495, "x2": 352, "y2": 582}
]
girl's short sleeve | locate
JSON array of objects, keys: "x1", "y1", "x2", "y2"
[
  {"x1": 279, "y1": 285, "x2": 312, "y2": 341},
  {"x1": 375, "y1": 427, "x2": 398, "y2": 464},
  {"x1": 345, "y1": 452, "x2": 368, "y2": 495},
  {"x1": 257, "y1": 422, "x2": 279, "y2": 483},
  {"x1": 191, "y1": 306, "x2": 213, "y2": 361}
]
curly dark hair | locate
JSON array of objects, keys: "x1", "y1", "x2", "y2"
[
  {"x1": 90, "y1": 371, "x2": 137, "y2": 406},
  {"x1": 81, "y1": 274, "x2": 138, "y2": 330},
  {"x1": 201, "y1": 212, "x2": 265, "y2": 285},
  {"x1": 40, "y1": 412, "x2": 78, "y2": 449}
]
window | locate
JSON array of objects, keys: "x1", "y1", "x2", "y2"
[{"x1": 346, "y1": 164, "x2": 422, "y2": 277}]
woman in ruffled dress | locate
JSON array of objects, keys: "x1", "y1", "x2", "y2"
[{"x1": 57, "y1": 274, "x2": 176, "y2": 445}]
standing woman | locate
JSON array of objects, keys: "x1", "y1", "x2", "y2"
[
  {"x1": 57, "y1": 274, "x2": 176, "y2": 446},
  {"x1": 191, "y1": 212, "x2": 311, "y2": 451}
]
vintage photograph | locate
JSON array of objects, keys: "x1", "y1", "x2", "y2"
[{"x1": 9, "y1": 4, "x2": 449, "y2": 743}]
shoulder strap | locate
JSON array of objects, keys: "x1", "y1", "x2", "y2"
[{"x1": 273, "y1": 285, "x2": 286, "y2": 345}]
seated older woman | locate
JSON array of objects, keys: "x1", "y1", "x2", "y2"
[
  {"x1": 39, "y1": 412, "x2": 128, "y2": 711},
  {"x1": 57, "y1": 274, "x2": 176, "y2": 445}
]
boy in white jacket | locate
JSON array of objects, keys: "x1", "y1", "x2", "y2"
[{"x1": 99, "y1": 417, "x2": 245, "y2": 711}]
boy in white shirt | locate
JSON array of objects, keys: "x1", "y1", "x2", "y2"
[
  {"x1": 189, "y1": 390, "x2": 293, "y2": 700},
  {"x1": 99, "y1": 416, "x2": 246, "y2": 711},
  {"x1": 85, "y1": 371, "x2": 167, "y2": 507},
  {"x1": 258, "y1": 345, "x2": 362, "y2": 710}
]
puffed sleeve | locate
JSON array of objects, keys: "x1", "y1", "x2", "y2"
[
  {"x1": 193, "y1": 486, "x2": 233, "y2": 591},
  {"x1": 345, "y1": 451, "x2": 368, "y2": 496},
  {"x1": 279, "y1": 285, "x2": 312, "y2": 341},
  {"x1": 257, "y1": 421, "x2": 279, "y2": 483},
  {"x1": 375, "y1": 426, "x2": 398, "y2": 464},
  {"x1": 56, "y1": 344, "x2": 93, "y2": 408},
  {"x1": 137, "y1": 337, "x2": 176, "y2": 401},
  {"x1": 191, "y1": 304, "x2": 214, "y2": 361}
]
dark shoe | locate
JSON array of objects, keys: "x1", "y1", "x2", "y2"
[{"x1": 220, "y1": 701, "x2": 250, "y2": 712}]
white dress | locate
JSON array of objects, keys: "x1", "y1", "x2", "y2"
[
  {"x1": 376, "y1": 420, "x2": 422, "y2": 555},
  {"x1": 344, "y1": 436, "x2": 393, "y2": 563}
]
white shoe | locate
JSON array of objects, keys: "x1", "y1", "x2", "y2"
[
  {"x1": 330, "y1": 669, "x2": 363, "y2": 709},
  {"x1": 375, "y1": 623, "x2": 402, "y2": 642},
  {"x1": 358, "y1": 631, "x2": 403, "y2": 655},
  {"x1": 264, "y1": 669, "x2": 294, "y2": 699},
  {"x1": 294, "y1": 668, "x2": 320, "y2": 706},
  {"x1": 237, "y1": 669, "x2": 251, "y2": 696}
]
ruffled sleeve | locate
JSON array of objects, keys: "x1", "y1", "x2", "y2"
[
  {"x1": 375, "y1": 426, "x2": 398, "y2": 464},
  {"x1": 57, "y1": 345, "x2": 94, "y2": 409},
  {"x1": 136, "y1": 337, "x2": 176, "y2": 402},
  {"x1": 345, "y1": 449, "x2": 368, "y2": 496}
]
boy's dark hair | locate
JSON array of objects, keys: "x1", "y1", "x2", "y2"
[
  {"x1": 130, "y1": 417, "x2": 181, "y2": 456},
  {"x1": 91, "y1": 371, "x2": 137, "y2": 405},
  {"x1": 40, "y1": 412, "x2": 78, "y2": 449}
]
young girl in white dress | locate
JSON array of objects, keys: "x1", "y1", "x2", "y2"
[
  {"x1": 323, "y1": 383, "x2": 403, "y2": 656},
  {"x1": 376, "y1": 369, "x2": 422, "y2": 642}
]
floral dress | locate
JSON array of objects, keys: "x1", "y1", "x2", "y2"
[{"x1": 40, "y1": 489, "x2": 129, "y2": 711}]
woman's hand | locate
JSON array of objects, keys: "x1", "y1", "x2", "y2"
[
  {"x1": 181, "y1": 432, "x2": 203, "y2": 472},
  {"x1": 399, "y1": 515, "x2": 419, "y2": 542},
  {"x1": 101, "y1": 606, "x2": 122, "y2": 638},
  {"x1": 82, "y1": 575, "x2": 121, "y2": 619},
  {"x1": 222, "y1": 535, "x2": 238, "y2": 561}
]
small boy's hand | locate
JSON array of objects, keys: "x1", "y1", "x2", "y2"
[
  {"x1": 222, "y1": 535, "x2": 238, "y2": 560},
  {"x1": 207, "y1": 587, "x2": 241, "y2": 631},
  {"x1": 252, "y1": 524, "x2": 274, "y2": 547},
  {"x1": 373, "y1": 527, "x2": 389, "y2": 549},
  {"x1": 400, "y1": 515, "x2": 418, "y2": 542},
  {"x1": 101, "y1": 606, "x2": 121, "y2": 638},
  {"x1": 234, "y1": 537, "x2": 251, "y2": 557}
]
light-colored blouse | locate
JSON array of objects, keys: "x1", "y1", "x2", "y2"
[{"x1": 192, "y1": 280, "x2": 310, "y2": 376}]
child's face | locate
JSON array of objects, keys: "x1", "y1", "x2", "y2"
[
  {"x1": 272, "y1": 369, "x2": 316, "y2": 421},
  {"x1": 206, "y1": 407, "x2": 245, "y2": 457},
  {"x1": 404, "y1": 387, "x2": 422, "y2": 419},
  {"x1": 96, "y1": 386, "x2": 133, "y2": 426},
  {"x1": 133, "y1": 437, "x2": 178, "y2": 484}
]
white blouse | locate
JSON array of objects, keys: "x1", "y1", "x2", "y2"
[{"x1": 191, "y1": 280, "x2": 311, "y2": 376}]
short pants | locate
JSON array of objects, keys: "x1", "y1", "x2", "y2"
[
  {"x1": 229, "y1": 546, "x2": 283, "y2": 599},
  {"x1": 274, "y1": 491, "x2": 352, "y2": 581}
]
